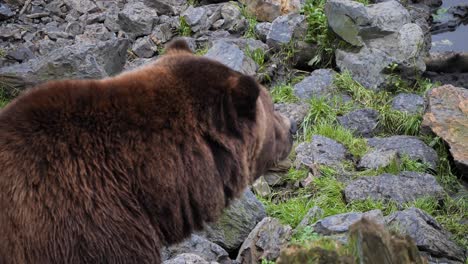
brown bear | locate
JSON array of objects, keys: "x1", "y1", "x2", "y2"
[{"x1": 0, "y1": 39, "x2": 294, "y2": 264}]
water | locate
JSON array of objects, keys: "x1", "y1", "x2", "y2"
[{"x1": 430, "y1": 0, "x2": 468, "y2": 52}]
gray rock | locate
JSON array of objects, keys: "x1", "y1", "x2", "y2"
[
  {"x1": 162, "y1": 235, "x2": 231, "y2": 264},
  {"x1": 295, "y1": 135, "x2": 348, "y2": 168},
  {"x1": 367, "y1": 136, "x2": 438, "y2": 169},
  {"x1": 329, "y1": 0, "x2": 425, "y2": 90},
  {"x1": 358, "y1": 149, "x2": 398, "y2": 170},
  {"x1": 296, "y1": 206, "x2": 324, "y2": 231},
  {"x1": 64, "y1": 0, "x2": 98, "y2": 14},
  {"x1": 123, "y1": 58, "x2": 155, "y2": 72},
  {"x1": 236, "y1": 217, "x2": 292, "y2": 263},
  {"x1": 254, "y1": 22, "x2": 271, "y2": 42},
  {"x1": 0, "y1": 39, "x2": 130, "y2": 83},
  {"x1": 209, "y1": 38, "x2": 268, "y2": 55},
  {"x1": 220, "y1": 2, "x2": 245, "y2": 33},
  {"x1": 386, "y1": 208, "x2": 465, "y2": 261},
  {"x1": 118, "y1": 2, "x2": 158, "y2": 38},
  {"x1": 103, "y1": 5, "x2": 121, "y2": 32},
  {"x1": 338, "y1": 108, "x2": 379, "y2": 137},
  {"x1": 263, "y1": 172, "x2": 283, "y2": 187},
  {"x1": 204, "y1": 41, "x2": 257, "y2": 76},
  {"x1": 65, "y1": 21, "x2": 84, "y2": 36},
  {"x1": 252, "y1": 176, "x2": 271, "y2": 197},
  {"x1": 391, "y1": 93, "x2": 425, "y2": 114},
  {"x1": 345, "y1": 172, "x2": 445, "y2": 205},
  {"x1": 274, "y1": 102, "x2": 310, "y2": 126},
  {"x1": 163, "y1": 253, "x2": 211, "y2": 264},
  {"x1": 151, "y1": 21, "x2": 176, "y2": 44},
  {"x1": 200, "y1": 189, "x2": 266, "y2": 252},
  {"x1": 293, "y1": 69, "x2": 337, "y2": 100},
  {"x1": 84, "y1": 13, "x2": 106, "y2": 24},
  {"x1": 6, "y1": 46, "x2": 35, "y2": 63},
  {"x1": 0, "y1": 3, "x2": 15, "y2": 20},
  {"x1": 266, "y1": 13, "x2": 305, "y2": 49},
  {"x1": 432, "y1": 4, "x2": 468, "y2": 34},
  {"x1": 76, "y1": 24, "x2": 115, "y2": 43},
  {"x1": 144, "y1": 0, "x2": 188, "y2": 16},
  {"x1": 182, "y1": 6, "x2": 209, "y2": 33},
  {"x1": 132, "y1": 36, "x2": 156, "y2": 58},
  {"x1": 314, "y1": 210, "x2": 384, "y2": 235}
]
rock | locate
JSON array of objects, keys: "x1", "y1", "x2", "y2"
[
  {"x1": 123, "y1": 58, "x2": 155, "y2": 72},
  {"x1": 236, "y1": 217, "x2": 292, "y2": 263},
  {"x1": 325, "y1": 0, "x2": 410, "y2": 47},
  {"x1": 386, "y1": 208, "x2": 465, "y2": 261},
  {"x1": 358, "y1": 149, "x2": 398, "y2": 170},
  {"x1": 209, "y1": 38, "x2": 268, "y2": 55},
  {"x1": 143, "y1": 0, "x2": 188, "y2": 16},
  {"x1": 329, "y1": 0, "x2": 426, "y2": 90},
  {"x1": 295, "y1": 135, "x2": 348, "y2": 168},
  {"x1": 65, "y1": 21, "x2": 84, "y2": 36},
  {"x1": 344, "y1": 172, "x2": 445, "y2": 205},
  {"x1": 204, "y1": 41, "x2": 257, "y2": 76},
  {"x1": 151, "y1": 22, "x2": 176, "y2": 44},
  {"x1": 407, "y1": 3, "x2": 432, "y2": 55},
  {"x1": 254, "y1": 22, "x2": 271, "y2": 42},
  {"x1": 162, "y1": 235, "x2": 231, "y2": 264},
  {"x1": 200, "y1": 189, "x2": 266, "y2": 252},
  {"x1": 266, "y1": 13, "x2": 305, "y2": 49},
  {"x1": 132, "y1": 36, "x2": 156, "y2": 58},
  {"x1": 182, "y1": 6, "x2": 209, "y2": 33},
  {"x1": 163, "y1": 253, "x2": 211, "y2": 264},
  {"x1": 391, "y1": 93, "x2": 425, "y2": 114},
  {"x1": 64, "y1": 0, "x2": 98, "y2": 14},
  {"x1": 241, "y1": 0, "x2": 301, "y2": 22},
  {"x1": 219, "y1": 2, "x2": 246, "y2": 33},
  {"x1": 296, "y1": 206, "x2": 324, "y2": 231},
  {"x1": 293, "y1": 69, "x2": 337, "y2": 100},
  {"x1": 432, "y1": 4, "x2": 468, "y2": 34},
  {"x1": 366, "y1": 136, "x2": 438, "y2": 169},
  {"x1": 0, "y1": 3, "x2": 15, "y2": 20},
  {"x1": 263, "y1": 172, "x2": 283, "y2": 187},
  {"x1": 0, "y1": 39, "x2": 130, "y2": 89},
  {"x1": 422, "y1": 85, "x2": 468, "y2": 177},
  {"x1": 6, "y1": 46, "x2": 35, "y2": 63},
  {"x1": 338, "y1": 108, "x2": 379, "y2": 137},
  {"x1": 313, "y1": 210, "x2": 384, "y2": 236},
  {"x1": 252, "y1": 176, "x2": 271, "y2": 197},
  {"x1": 424, "y1": 71, "x2": 468, "y2": 89},
  {"x1": 76, "y1": 24, "x2": 115, "y2": 43},
  {"x1": 274, "y1": 102, "x2": 310, "y2": 127},
  {"x1": 118, "y1": 2, "x2": 158, "y2": 38},
  {"x1": 349, "y1": 217, "x2": 427, "y2": 264}
]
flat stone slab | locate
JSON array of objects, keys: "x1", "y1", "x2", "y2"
[{"x1": 422, "y1": 85, "x2": 468, "y2": 177}]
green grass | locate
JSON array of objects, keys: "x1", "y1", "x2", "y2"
[
  {"x1": 270, "y1": 84, "x2": 299, "y2": 103},
  {"x1": 260, "y1": 194, "x2": 315, "y2": 228},
  {"x1": 239, "y1": 4, "x2": 258, "y2": 39},
  {"x1": 178, "y1": 17, "x2": 192, "y2": 37}
]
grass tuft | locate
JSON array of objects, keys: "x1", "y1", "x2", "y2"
[
  {"x1": 178, "y1": 17, "x2": 192, "y2": 37},
  {"x1": 270, "y1": 84, "x2": 299, "y2": 103}
]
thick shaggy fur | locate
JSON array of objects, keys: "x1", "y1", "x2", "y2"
[{"x1": 0, "y1": 39, "x2": 293, "y2": 263}]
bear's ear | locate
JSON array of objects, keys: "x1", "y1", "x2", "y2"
[
  {"x1": 229, "y1": 75, "x2": 260, "y2": 120},
  {"x1": 165, "y1": 38, "x2": 193, "y2": 55}
]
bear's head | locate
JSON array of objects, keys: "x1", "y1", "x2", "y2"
[{"x1": 160, "y1": 39, "x2": 296, "y2": 188}]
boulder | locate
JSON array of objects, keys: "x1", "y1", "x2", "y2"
[
  {"x1": 118, "y1": 2, "x2": 158, "y2": 38},
  {"x1": 295, "y1": 206, "x2": 324, "y2": 231},
  {"x1": 236, "y1": 217, "x2": 292, "y2": 263},
  {"x1": 163, "y1": 253, "x2": 211, "y2": 264},
  {"x1": 344, "y1": 172, "x2": 445, "y2": 205},
  {"x1": 0, "y1": 3, "x2": 15, "y2": 21},
  {"x1": 143, "y1": 0, "x2": 188, "y2": 16},
  {"x1": 422, "y1": 85, "x2": 468, "y2": 177},
  {"x1": 132, "y1": 36, "x2": 157, "y2": 58},
  {"x1": 181, "y1": 6, "x2": 209, "y2": 33},
  {"x1": 313, "y1": 210, "x2": 384, "y2": 236},
  {"x1": 386, "y1": 208, "x2": 466, "y2": 261},
  {"x1": 366, "y1": 136, "x2": 438, "y2": 169},
  {"x1": 295, "y1": 135, "x2": 348, "y2": 168},
  {"x1": 241, "y1": 0, "x2": 301, "y2": 22},
  {"x1": 358, "y1": 149, "x2": 398, "y2": 170},
  {"x1": 162, "y1": 235, "x2": 231, "y2": 264},
  {"x1": 391, "y1": 93, "x2": 425, "y2": 114},
  {"x1": 64, "y1": 0, "x2": 98, "y2": 14},
  {"x1": 328, "y1": 0, "x2": 426, "y2": 90},
  {"x1": 0, "y1": 39, "x2": 130, "y2": 95},
  {"x1": 204, "y1": 41, "x2": 257, "y2": 76},
  {"x1": 252, "y1": 176, "x2": 271, "y2": 197},
  {"x1": 337, "y1": 108, "x2": 379, "y2": 137},
  {"x1": 293, "y1": 69, "x2": 337, "y2": 100},
  {"x1": 254, "y1": 22, "x2": 271, "y2": 42},
  {"x1": 200, "y1": 189, "x2": 266, "y2": 252},
  {"x1": 274, "y1": 102, "x2": 310, "y2": 127},
  {"x1": 266, "y1": 13, "x2": 305, "y2": 49}
]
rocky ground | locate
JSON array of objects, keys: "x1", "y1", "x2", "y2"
[{"x1": 0, "y1": 0, "x2": 467, "y2": 263}]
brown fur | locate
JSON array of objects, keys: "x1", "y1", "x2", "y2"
[{"x1": 0, "y1": 39, "x2": 293, "y2": 264}]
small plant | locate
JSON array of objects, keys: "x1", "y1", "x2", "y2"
[
  {"x1": 261, "y1": 259, "x2": 276, "y2": 264},
  {"x1": 270, "y1": 84, "x2": 299, "y2": 103},
  {"x1": 187, "y1": 0, "x2": 198, "y2": 6},
  {"x1": 0, "y1": 49, "x2": 6, "y2": 58},
  {"x1": 259, "y1": 194, "x2": 314, "y2": 228},
  {"x1": 245, "y1": 47, "x2": 267, "y2": 75},
  {"x1": 178, "y1": 17, "x2": 192, "y2": 37},
  {"x1": 239, "y1": 4, "x2": 258, "y2": 39},
  {"x1": 285, "y1": 168, "x2": 309, "y2": 183},
  {"x1": 195, "y1": 46, "x2": 209, "y2": 56}
]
